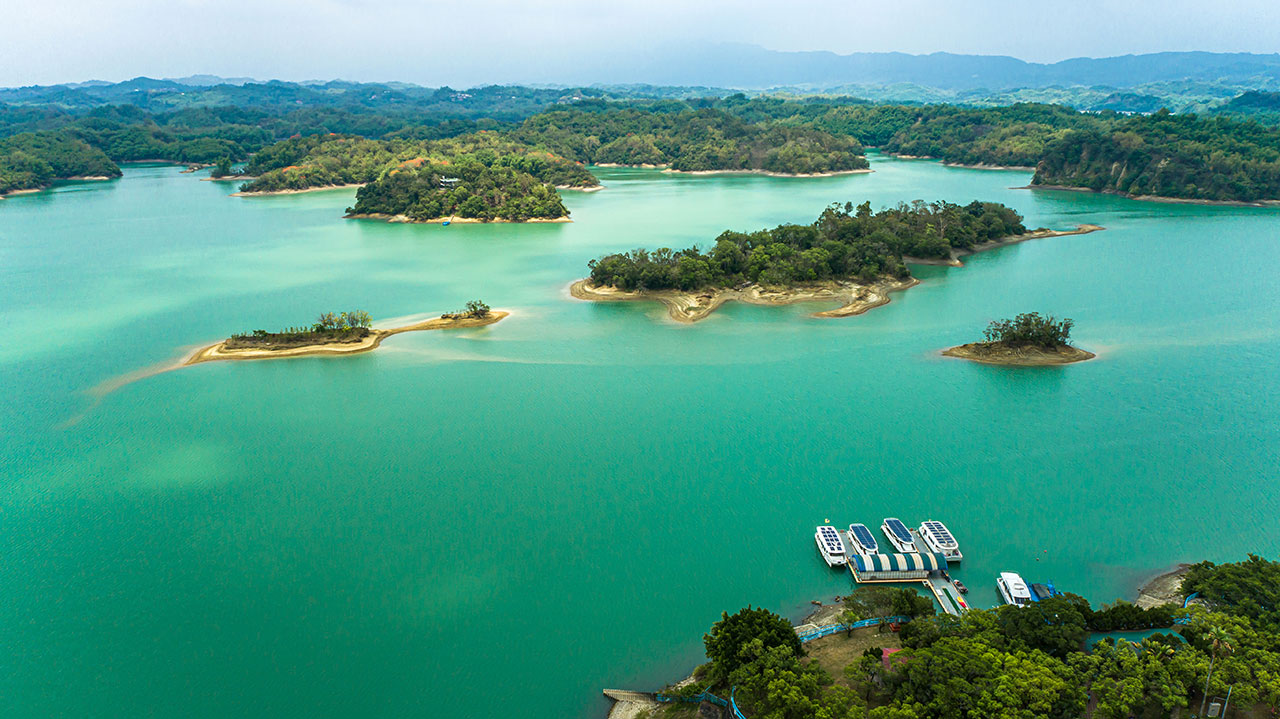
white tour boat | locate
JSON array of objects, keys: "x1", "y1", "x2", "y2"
[
  {"x1": 997, "y1": 572, "x2": 1034, "y2": 607},
  {"x1": 846, "y1": 523, "x2": 879, "y2": 556},
  {"x1": 918, "y1": 520, "x2": 963, "y2": 562},
  {"x1": 814, "y1": 525, "x2": 848, "y2": 568},
  {"x1": 880, "y1": 517, "x2": 917, "y2": 553}
]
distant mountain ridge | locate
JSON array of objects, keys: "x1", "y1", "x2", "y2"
[{"x1": 601, "y1": 45, "x2": 1280, "y2": 91}]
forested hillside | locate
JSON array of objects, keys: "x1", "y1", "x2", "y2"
[
  {"x1": 514, "y1": 103, "x2": 869, "y2": 174},
  {"x1": 349, "y1": 157, "x2": 569, "y2": 222},
  {"x1": 239, "y1": 134, "x2": 596, "y2": 194}
]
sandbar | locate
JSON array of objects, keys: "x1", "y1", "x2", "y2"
[
  {"x1": 941, "y1": 342, "x2": 1095, "y2": 366},
  {"x1": 570, "y1": 278, "x2": 918, "y2": 323},
  {"x1": 184, "y1": 311, "x2": 509, "y2": 365}
]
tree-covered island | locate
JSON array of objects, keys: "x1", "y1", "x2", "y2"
[
  {"x1": 186, "y1": 303, "x2": 506, "y2": 365},
  {"x1": 943, "y1": 312, "x2": 1096, "y2": 365},
  {"x1": 573, "y1": 200, "x2": 1101, "y2": 322}
]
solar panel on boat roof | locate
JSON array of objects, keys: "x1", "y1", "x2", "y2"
[
  {"x1": 851, "y1": 525, "x2": 876, "y2": 546},
  {"x1": 923, "y1": 521, "x2": 956, "y2": 544},
  {"x1": 886, "y1": 519, "x2": 911, "y2": 539}
]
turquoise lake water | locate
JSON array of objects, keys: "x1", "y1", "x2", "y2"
[{"x1": 2, "y1": 155, "x2": 1279, "y2": 717}]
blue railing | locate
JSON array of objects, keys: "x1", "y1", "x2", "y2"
[
  {"x1": 730, "y1": 686, "x2": 747, "y2": 719},
  {"x1": 655, "y1": 688, "x2": 728, "y2": 707},
  {"x1": 1184, "y1": 592, "x2": 1199, "y2": 608},
  {"x1": 796, "y1": 615, "x2": 911, "y2": 643}
]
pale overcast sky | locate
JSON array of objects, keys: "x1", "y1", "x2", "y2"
[{"x1": 2, "y1": 0, "x2": 1278, "y2": 86}]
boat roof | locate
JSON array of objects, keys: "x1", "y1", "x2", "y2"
[
  {"x1": 816, "y1": 526, "x2": 846, "y2": 554},
  {"x1": 1000, "y1": 572, "x2": 1031, "y2": 596},
  {"x1": 883, "y1": 518, "x2": 913, "y2": 542},
  {"x1": 848, "y1": 524, "x2": 878, "y2": 548},
  {"x1": 920, "y1": 520, "x2": 958, "y2": 548},
  {"x1": 854, "y1": 552, "x2": 947, "y2": 572}
]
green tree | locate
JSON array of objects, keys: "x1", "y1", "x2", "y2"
[{"x1": 703, "y1": 606, "x2": 803, "y2": 684}]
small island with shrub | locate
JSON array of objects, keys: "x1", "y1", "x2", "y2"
[
  {"x1": 185, "y1": 302, "x2": 506, "y2": 365},
  {"x1": 943, "y1": 312, "x2": 1095, "y2": 365}
]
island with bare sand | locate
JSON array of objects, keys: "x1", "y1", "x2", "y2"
[
  {"x1": 942, "y1": 312, "x2": 1095, "y2": 366},
  {"x1": 573, "y1": 199, "x2": 1102, "y2": 323},
  {"x1": 185, "y1": 302, "x2": 506, "y2": 366}
]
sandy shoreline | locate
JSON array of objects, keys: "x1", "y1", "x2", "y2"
[
  {"x1": 344, "y1": 212, "x2": 571, "y2": 224},
  {"x1": 941, "y1": 342, "x2": 1096, "y2": 366},
  {"x1": 1135, "y1": 564, "x2": 1193, "y2": 609},
  {"x1": 231, "y1": 183, "x2": 366, "y2": 197},
  {"x1": 570, "y1": 277, "x2": 918, "y2": 323},
  {"x1": 201, "y1": 175, "x2": 256, "y2": 182},
  {"x1": 556, "y1": 184, "x2": 604, "y2": 192},
  {"x1": 184, "y1": 311, "x2": 509, "y2": 365},
  {"x1": 1025, "y1": 184, "x2": 1280, "y2": 207}
]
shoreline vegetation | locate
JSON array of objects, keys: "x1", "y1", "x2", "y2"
[
  {"x1": 1025, "y1": 183, "x2": 1280, "y2": 207},
  {"x1": 232, "y1": 182, "x2": 365, "y2": 197},
  {"x1": 185, "y1": 305, "x2": 507, "y2": 366},
  {"x1": 575, "y1": 200, "x2": 1102, "y2": 323},
  {"x1": 942, "y1": 312, "x2": 1094, "y2": 366},
  {"x1": 344, "y1": 212, "x2": 570, "y2": 224},
  {"x1": 614, "y1": 558, "x2": 1253, "y2": 719}
]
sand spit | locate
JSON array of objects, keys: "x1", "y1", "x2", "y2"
[
  {"x1": 903, "y1": 224, "x2": 1105, "y2": 267},
  {"x1": 570, "y1": 278, "x2": 918, "y2": 323},
  {"x1": 184, "y1": 311, "x2": 509, "y2": 366}
]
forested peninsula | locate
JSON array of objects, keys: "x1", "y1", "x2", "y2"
[
  {"x1": 575, "y1": 200, "x2": 1100, "y2": 322},
  {"x1": 628, "y1": 555, "x2": 1280, "y2": 719}
]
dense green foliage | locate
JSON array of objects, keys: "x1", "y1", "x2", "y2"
[
  {"x1": 8, "y1": 86, "x2": 1279, "y2": 201},
  {"x1": 0, "y1": 131, "x2": 120, "y2": 193},
  {"x1": 1032, "y1": 110, "x2": 1280, "y2": 201},
  {"x1": 981, "y1": 312, "x2": 1074, "y2": 348},
  {"x1": 841, "y1": 585, "x2": 935, "y2": 627},
  {"x1": 240, "y1": 133, "x2": 595, "y2": 200},
  {"x1": 348, "y1": 155, "x2": 571, "y2": 221},
  {"x1": 514, "y1": 103, "x2": 868, "y2": 174},
  {"x1": 1183, "y1": 554, "x2": 1280, "y2": 631},
  {"x1": 703, "y1": 606, "x2": 804, "y2": 684},
  {"x1": 226, "y1": 310, "x2": 373, "y2": 349},
  {"x1": 587, "y1": 200, "x2": 1026, "y2": 291},
  {"x1": 703, "y1": 556, "x2": 1280, "y2": 719}
]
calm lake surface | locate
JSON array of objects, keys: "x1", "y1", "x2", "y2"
[{"x1": 3, "y1": 155, "x2": 1279, "y2": 717}]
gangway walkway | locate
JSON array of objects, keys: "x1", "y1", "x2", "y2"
[{"x1": 923, "y1": 576, "x2": 970, "y2": 616}]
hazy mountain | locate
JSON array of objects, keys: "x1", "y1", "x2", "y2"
[{"x1": 593, "y1": 45, "x2": 1280, "y2": 91}]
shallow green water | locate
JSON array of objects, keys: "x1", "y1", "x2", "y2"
[{"x1": 2, "y1": 156, "x2": 1278, "y2": 717}]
